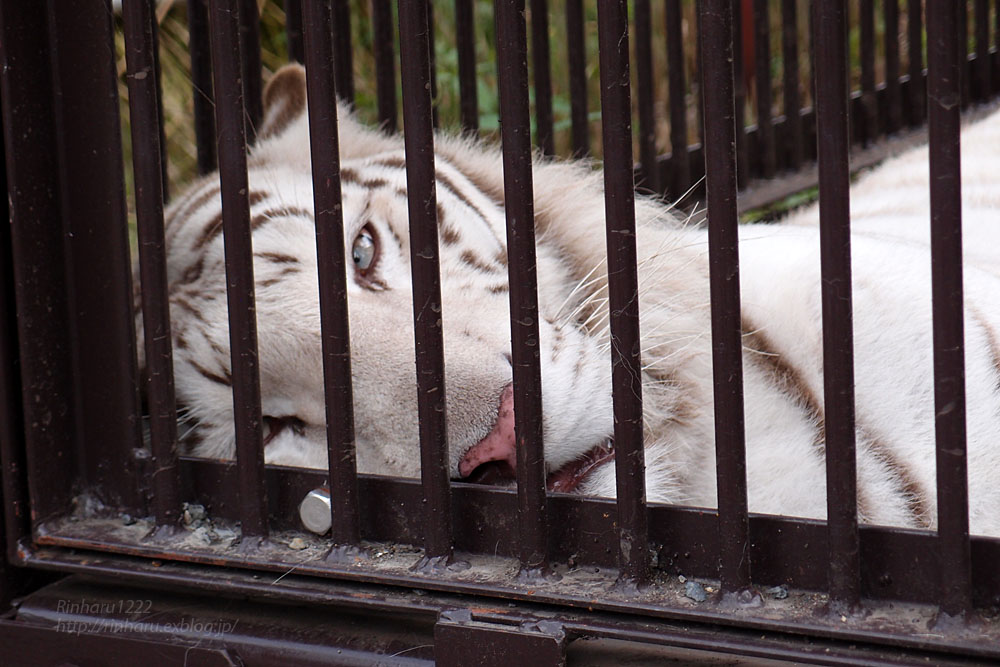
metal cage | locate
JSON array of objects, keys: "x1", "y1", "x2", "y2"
[{"x1": 0, "y1": 1, "x2": 998, "y2": 664}]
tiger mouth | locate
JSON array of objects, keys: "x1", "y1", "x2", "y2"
[{"x1": 462, "y1": 440, "x2": 616, "y2": 493}]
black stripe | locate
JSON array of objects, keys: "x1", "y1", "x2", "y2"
[
  {"x1": 194, "y1": 191, "x2": 270, "y2": 249},
  {"x1": 741, "y1": 317, "x2": 930, "y2": 527},
  {"x1": 256, "y1": 251, "x2": 300, "y2": 264},
  {"x1": 189, "y1": 359, "x2": 232, "y2": 387}
]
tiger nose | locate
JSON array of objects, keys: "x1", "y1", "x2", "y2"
[{"x1": 458, "y1": 384, "x2": 517, "y2": 478}]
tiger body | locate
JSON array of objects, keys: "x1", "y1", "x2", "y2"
[{"x1": 151, "y1": 65, "x2": 1000, "y2": 535}]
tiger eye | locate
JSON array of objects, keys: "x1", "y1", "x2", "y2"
[{"x1": 352, "y1": 227, "x2": 376, "y2": 272}]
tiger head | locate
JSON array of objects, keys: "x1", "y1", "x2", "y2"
[{"x1": 152, "y1": 65, "x2": 617, "y2": 492}]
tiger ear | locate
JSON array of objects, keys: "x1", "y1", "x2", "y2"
[{"x1": 260, "y1": 64, "x2": 308, "y2": 140}]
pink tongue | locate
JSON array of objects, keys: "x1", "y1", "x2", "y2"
[
  {"x1": 459, "y1": 384, "x2": 517, "y2": 478},
  {"x1": 458, "y1": 384, "x2": 615, "y2": 491}
]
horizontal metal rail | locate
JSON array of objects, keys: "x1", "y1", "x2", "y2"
[{"x1": 23, "y1": 459, "x2": 1000, "y2": 613}]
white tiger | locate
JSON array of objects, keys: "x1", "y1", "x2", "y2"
[{"x1": 149, "y1": 64, "x2": 1000, "y2": 535}]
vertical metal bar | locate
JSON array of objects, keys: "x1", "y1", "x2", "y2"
[
  {"x1": 302, "y1": 0, "x2": 361, "y2": 550},
  {"x1": 733, "y1": 1, "x2": 748, "y2": 186},
  {"x1": 959, "y1": 0, "x2": 969, "y2": 108},
  {"x1": 597, "y1": 0, "x2": 649, "y2": 587},
  {"x1": 565, "y1": 0, "x2": 589, "y2": 157},
  {"x1": 285, "y1": 0, "x2": 305, "y2": 63},
  {"x1": 0, "y1": 84, "x2": 31, "y2": 561},
  {"x1": 974, "y1": 0, "x2": 990, "y2": 100},
  {"x1": 208, "y1": 0, "x2": 268, "y2": 542},
  {"x1": 238, "y1": 0, "x2": 263, "y2": 142},
  {"x1": 695, "y1": 5, "x2": 705, "y2": 148},
  {"x1": 813, "y1": 0, "x2": 861, "y2": 612},
  {"x1": 372, "y1": 0, "x2": 398, "y2": 132},
  {"x1": 907, "y1": 0, "x2": 924, "y2": 127},
  {"x1": 859, "y1": 0, "x2": 877, "y2": 143},
  {"x1": 454, "y1": 0, "x2": 478, "y2": 133},
  {"x1": 665, "y1": 0, "x2": 689, "y2": 198},
  {"x1": 884, "y1": 0, "x2": 902, "y2": 134},
  {"x1": 781, "y1": 0, "x2": 802, "y2": 170},
  {"x1": 700, "y1": 0, "x2": 750, "y2": 594},
  {"x1": 0, "y1": 0, "x2": 76, "y2": 525},
  {"x1": 47, "y1": 0, "x2": 143, "y2": 513},
  {"x1": 123, "y1": 0, "x2": 183, "y2": 532},
  {"x1": 529, "y1": 0, "x2": 554, "y2": 155},
  {"x1": 495, "y1": 0, "x2": 549, "y2": 574},
  {"x1": 634, "y1": 0, "x2": 659, "y2": 193},
  {"x1": 187, "y1": 0, "x2": 217, "y2": 174},
  {"x1": 426, "y1": 0, "x2": 439, "y2": 128},
  {"x1": 398, "y1": 0, "x2": 453, "y2": 564},
  {"x1": 333, "y1": 0, "x2": 355, "y2": 104},
  {"x1": 808, "y1": 2, "x2": 816, "y2": 109},
  {"x1": 147, "y1": 0, "x2": 169, "y2": 201},
  {"x1": 753, "y1": 0, "x2": 775, "y2": 178},
  {"x1": 926, "y1": 0, "x2": 972, "y2": 620}
]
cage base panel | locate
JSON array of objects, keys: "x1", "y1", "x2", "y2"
[
  {"x1": 16, "y1": 536, "x2": 1000, "y2": 663},
  {"x1": 6, "y1": 560, "x2": 995, "y2": 666}
]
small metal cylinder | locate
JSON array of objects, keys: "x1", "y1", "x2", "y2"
[{"x1": 299, "y1": 487, "x2": 332, "y2": 535}]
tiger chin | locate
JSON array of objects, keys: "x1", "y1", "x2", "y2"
[{"x1": 146, "y1": 64, "x2": 1000, "y2": 537}]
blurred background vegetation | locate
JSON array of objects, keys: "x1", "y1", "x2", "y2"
[{"x1": 113, "y1": 1, "x2": 957, "y2": 218}]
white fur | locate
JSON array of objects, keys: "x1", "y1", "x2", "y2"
[{"x1": 150, "y1": 65, "x2": 1000, "y2": 536}]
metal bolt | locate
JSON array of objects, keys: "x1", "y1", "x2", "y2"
[{"x1": 299, "y1": 487, "x2": 332, "y2": 534}]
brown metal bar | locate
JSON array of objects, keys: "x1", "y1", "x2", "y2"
[
  {"x1": 974, "y1": 0, "x2": 990, "y2": 100},
  {"x1": 427, "y1": 0, "x2": 439, "y2": 128},
  {"x1": 884, "y1": 0, "x2": 901, "y2": 134},
  {"x1": 808, "y1": 2, "x2": 816, "y2": 109},
  {"x1": 926, "y1": 0, "x2": 972, "y2": 620},
  {"x1": 122, "y1": 0, "x2": 182, "y2": 531},
  {"x1": 187, "y1": 0, "x2": 217, "y2": 174},
  {"x1": 859, "y1": 0, "x2": 877, "y2": 144},
  {"x1": 147, "y1": 0, "x2": 169, "y2": 202},
  {"x1": 0, "y1": 0, "x2": 76, "y2": 525},
  {"x1": 780, "y1": 0, "x2": 802, "y2": 170},
  {"x1": 285, "y1": 0, "x2": 304, "y2": 63},
  {"x1": 695, "y1": 5, "x2": 705, "y2": 148},
  {"x1": 565, "y1": 0, "x2": 588, "y2": 157},
  {"x1": 46, "y1": 0, "x2": 144, "y2": 513},
  {"x1": 207, "y1": 0, "x2": 268, "y2": 541},
  {"x1": 397, "y1": 0, "x2": 453, "y2": 564},
  {"x1": 813, "y1": 0, "x2": 861, "y2": 612},
  {"x1": 752, "y1": 0, "x2": 775, "y2": 178},
  {"x1": 372, "y1": 0, "x2": 398, "y2": 132},
  {"x1": 634, "y1": 0, "x2": 658, "y2": 193},
  {"x1": 907, "y1": 0, "x2": 924, "y2": 127},
  {"x1": 959, "y1": 0, "x2": 969, "y2": 108},
  {"x1": 333, "y1": 0, "x2": 355, "y2": 104},
  {"x1": 454, "y1": 0, "x2": 478, "y2": 133},
  {"x1": 529, "y1": 0, "x2": 554, "y2": 155},
  {"x1": 596, "y1": 0, "x2": 649, "y2": 587},
  {"x1": 699, "y1": 0, "x2": 750, "y2": 594},
  {"x1": 238, "y1": 0, "x2": 262, "y2": 142},
  {"x1": 302, "y1": 0, "x2": 361, "y2": 550},
  {"x1": 733, "y1": 1, "x2": 748, "y2": 187},
  {"x1": 665, "y1": 0, "x2": 689, "y2": 199},
  {"x1": 495, "y1": 0, "x2": 549, "y2": 574},
  {"x1": 0, "y1": 90, "x2": 30, "y2": 562}
]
